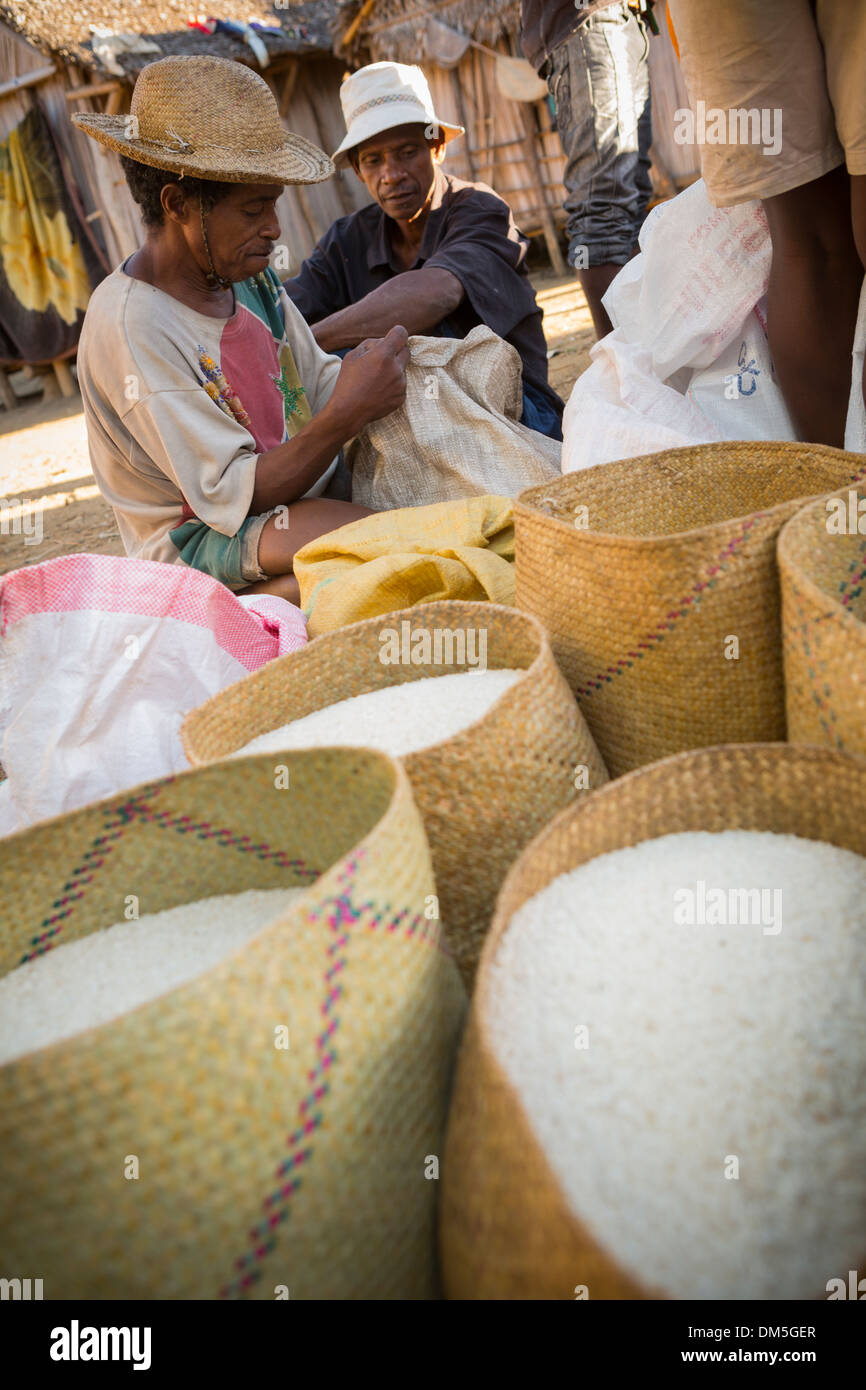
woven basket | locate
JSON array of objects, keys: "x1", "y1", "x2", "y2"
[
  {"x1": 0, "y1": 749, "x2": 465, "y2": 1300},
  {"x1": 779, "y1": 485, "x2": 866, "y2": 756},
  {"x1": 515, "y1": 443, "x2": 866, "y2": 777},
  {"x1": 182, "y1": 601, "x2": 608, "y2": 989},
  {"x1": 441, "y1": 742, "x2": 866, "y2": 1300}
]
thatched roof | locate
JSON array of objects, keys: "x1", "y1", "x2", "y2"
[
  {"x1": 334, "y1": 0, "x2": 520, "y2": 65},
  {"x1": 0, "y1": 0, "x2": 335, "y2": 76}
]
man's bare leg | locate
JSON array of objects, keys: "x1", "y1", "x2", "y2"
[
  {"x1": 762, "y1": 166, "x2": 862, "y2": 447},
  {"x1": 236, "y1": 498, "x2": 374, "y2": 607},
  {"x1": 577, "y1": 264, "x2": 622, "y2": 339}
]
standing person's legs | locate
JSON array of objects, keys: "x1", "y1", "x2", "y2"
[
  {"x1": 762, "y1": 168, "x2": 861, "y2": 448},
  {"x1": 852, "y1": 176, "x2": 866, "y2": 417},
  {"x1": 669, "y1": 0, "x2": 859, "y2": 445},
  {"x1": 547, "y1": 2, "x2": 652, "y2": 339},
  {"x1": 818, "y1": 0, "x2": 866, "y2": 428}
]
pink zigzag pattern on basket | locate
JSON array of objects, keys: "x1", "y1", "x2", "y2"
[
  {"x1": 218, "y1": 853, "x2": 441, "y2": 1300},
  {"x1": 785, "y1": 540, "x2": 866, "y2": 751},
  {"x1": 19, "y1": 780, "x2": 318, "y2": 964},
  {"x1": 837, "y1": 545, "x2": 866, "y2": 609},
  {"x1": 574, "y1": 515, "x2": 764, "y2": 698},
  {"x1": 787, "y1": 581, "x2": 842, "y2": 749}
]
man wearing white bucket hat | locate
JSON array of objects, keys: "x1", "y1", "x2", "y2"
[
  {"x1": 72, "y1": 56, "x2": 409, "y2": 605},
  {"x1": 286, "y1": 62, "x2": 564, "y2": 440}
]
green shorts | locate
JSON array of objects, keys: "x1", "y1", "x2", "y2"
[{"x1": 168, "y1": 512, "x2": 271, "y2": 590}]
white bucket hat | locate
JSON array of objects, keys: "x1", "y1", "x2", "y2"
[{"x1": 332, "y1": 62, "x2": 464, "y2": 167}]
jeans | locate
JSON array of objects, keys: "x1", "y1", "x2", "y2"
[
  {"x1": 520, "y1": 379, "x2": 563, "y2": 441},
  {"x1": 548, "y1": 2, "x2": 653, "y2": 267}
]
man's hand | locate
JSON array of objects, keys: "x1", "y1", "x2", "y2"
[
  {"x1": 326, "y1": 325, "x2": 410, "y2": 433},
  {"x1": 249, "y1": 327, "x2": 409, "y2": 513}
]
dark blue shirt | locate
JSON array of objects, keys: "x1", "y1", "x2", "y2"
[{"x1": 284, "y1": 168, "x2": 563, "y2": 421}]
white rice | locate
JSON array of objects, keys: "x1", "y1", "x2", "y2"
[
  {"x1": 233, "y1": 669, "x2": 522, "y2": 760},
  {"x1": 0, "y1": 887, "x2": 305, "y2": 1066},
  {"x1": 487, "y1": 829, "x2": 866, "y2": 1300}
]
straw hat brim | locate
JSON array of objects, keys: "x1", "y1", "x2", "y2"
[
  {"x1": 332, "y1": 110, "x2": 464, "y2": 167},
  {"x1": 71, "y1": 111, "x2": 334, "y2": 185}
]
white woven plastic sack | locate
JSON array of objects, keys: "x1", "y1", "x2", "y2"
[
  {"x1": 562, "y1": 181, "x2": 780, "y2": 474},
  {"x1": 607, "y1": 179, "x2": 773, "y2": 379},
  {"x1": 845, "y1": 276, "x2": 866, "y2": 453},
  {"x1": 561, "y1": 331, "x2": 724, "y2": 472},
  {"x1": 0, "y1": 555, "x2": 306, "y2": 836},
  {"x1": 686, "y1": 300, "x2": 797, "y2": 442}
]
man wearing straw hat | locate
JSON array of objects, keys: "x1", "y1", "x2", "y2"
[
  {"x1": 72, "y1": 56, "x2": 409, "y2": 605},
  {"x1": 286, "y1": 62, "x2": 564, "y2": 441}
]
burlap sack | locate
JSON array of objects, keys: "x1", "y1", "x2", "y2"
[
  {"x1": 0, "y1": 749, "x2": 465, "y2": 1299},
  {"x1": 515, "y1": 442, "x2": 866, "y2": 777},
  {"x1": 780, "y1": 484, "x2": 866, "y2": 756},
  {"x1": 347, "y1": 325, "x2": 560, "y2": 509},
  {"x1": 182, "y1": 601, "x2": 608, "y2": 988},
  {"x1": 441, "y1": 742, "x2": 866, "y2": 1300}
]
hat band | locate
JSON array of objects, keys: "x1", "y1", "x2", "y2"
[
  {"x1": 127, "y1": 125, "x2": 286, "y2": 159},
  {"x1": 345, "y1": 92, "x2": 429, "y2": 125}
]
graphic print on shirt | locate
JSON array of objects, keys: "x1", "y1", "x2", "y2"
[
  {"x1": 196, "y1": 346, "x2": 253, "y2": 429},
  {"x1": 272, "y1": 342, "x2": 309, "y2": 433}
]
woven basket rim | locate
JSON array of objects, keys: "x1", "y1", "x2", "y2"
[
  {"x1": 778, "y1": 487, "x2": 866, "y2": 634},
  {"x1": 182, "y1": 600, "x2": 552, "y2": 765},
  {"x1": 460, "y1": 739, "x2": 866, "y2": 1299},
  {"x1": 516, "y1": 442, "x2": 866, "y2": 547},
  {"x1": 0, "y1": 748, "x2": 409, "y2": 1071}
]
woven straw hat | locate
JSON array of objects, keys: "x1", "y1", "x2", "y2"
[
  {"x1": 71, "y1": 55, "x2": 334, "y2": 185},
  {"x1": 332, "y1": 61, "x2": 463, "y2": 167}
]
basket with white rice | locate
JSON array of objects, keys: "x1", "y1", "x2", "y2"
[
  {"x1": 0, "y1": 748, "x2": 465, "y2": 1299},
  {"x1": 440, "y1": 742, "x2": 866, "y2": 1300},
  {"x1": 515, "y1": 442, "x2": 866, "y2": 777},
  {"x1": 182, "y1": 600, "x2": 607, "y2": 988}
]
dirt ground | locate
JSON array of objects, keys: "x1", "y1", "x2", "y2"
[{"x1": 0, "y1": 272, "x2": 594, "y2": 579}]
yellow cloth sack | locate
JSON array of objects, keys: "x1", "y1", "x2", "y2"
[{"x1": 294, "y1": 494, "x2": 515, "y2": 635}]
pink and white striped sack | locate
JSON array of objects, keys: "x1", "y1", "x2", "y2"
[{"x1": 0, "y1": 553, "x2": 307, "y2": 836}]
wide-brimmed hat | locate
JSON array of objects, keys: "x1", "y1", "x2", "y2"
[
  {"x1": 332, "y1": 62, "x2": 463, "y2": 167},
  {"x1": 71, "y1": 55, "x2": 334, "y2": 185}
]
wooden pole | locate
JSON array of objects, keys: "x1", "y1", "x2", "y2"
[
  {"x1": 339, "y1": 0, "x2": 377, "y2": 51},
  {"x1": 279, "y1": 61, "x2": 299, "y2": 119},
  {"x1": 519, "y1": 102, "x2": 565, "y2": 274},
  {"x1": 53, "y1": 359, "x2": 77, "y2": 399},
  {"x1": 0, "y1": 368, "x2": 16, "y2": 412},
  {"x1": 448, "y1": 66, "x2": 476, "y2": 180},
  {"x1": 0, "y1": 64, "x2": 56, "y2": 102},
  {"x1": 65, "y1": 80, "x2": 122, "y2": 103}
]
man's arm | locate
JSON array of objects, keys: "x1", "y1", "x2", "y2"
[
  {"x1": 311, "y1": 267, "x2": 463, "y2": 352},
  {"x1": 249, "y1": 326, "x2": 409, "y2": 513}
]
